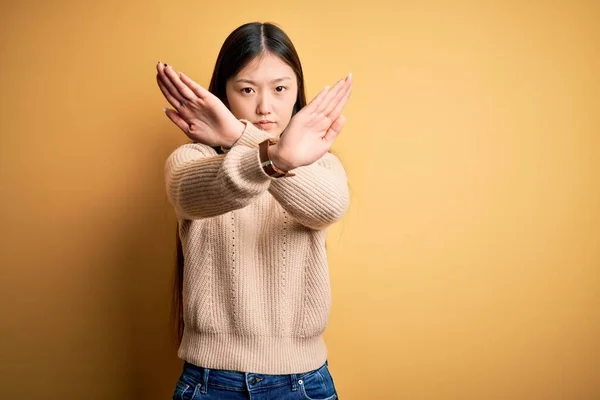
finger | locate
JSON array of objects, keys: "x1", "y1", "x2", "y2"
[
  {"x1": 163, "y1": 107, "x2": 190, "y2": 134},
  {"x1": 316, "y1": 78, "x2": 345, "y2": 113},
  {"x1": 323, "y1": 114, "x2": 346, "y2": 144},
  {"x1": 326, "y1": 78, "x2": 353, "y2": 119},
  {"x1": 323, "y1": 74, "x2": 352, "y2": 117},
  {"x1": 157, "y1": 63, "x2": 186, "y2": 106},
  {"x1": 179, "y1": 72, "x2": 210, "y2": 100},
  {"x1": 157, "y1": 74, "x2": 182, "y2": 109},
  {"x1": 303, "y1": 85, "x2": 331, "y2": 113},
  {"x1": 163, "y1": 65, "x2": 199, "y2": 102},
  {"x1": 315, "y1": 76, "x2": 347, "y2": 114}
]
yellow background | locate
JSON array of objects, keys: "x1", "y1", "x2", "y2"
[{"x1": 1, "y1": 1, "x2": 598, "y2": 399}]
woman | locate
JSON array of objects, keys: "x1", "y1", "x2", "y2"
[{"x1": 157, "y1": 21, "x2": 352, "y2": 400}]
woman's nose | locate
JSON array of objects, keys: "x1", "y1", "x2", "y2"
[{"x1": 256, "y1": 94, "x2": 272, "y2": 115}]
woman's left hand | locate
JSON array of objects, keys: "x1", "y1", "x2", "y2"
[{"x1": 156, "y1": 62, "x2": 244, "y2": 147}]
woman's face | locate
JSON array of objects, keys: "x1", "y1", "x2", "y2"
[{"x1": 225, "y1": 52, "x2": 299, "y2": 136}]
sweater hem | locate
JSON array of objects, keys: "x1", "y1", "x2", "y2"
[{"x1": 177, "y1": 330, "x2": 328, "y2": 375}]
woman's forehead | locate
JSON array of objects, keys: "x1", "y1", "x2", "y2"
[{"x1": 235, "y1": 53, "x2": 295, "y2": 82}]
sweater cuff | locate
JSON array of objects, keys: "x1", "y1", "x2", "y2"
[
  {"x1": 234, "y1": 120, "x2": 271, "y2": 148},
  {"x1": 231, "y1": 146, "x2": 273, "y2": 188}
]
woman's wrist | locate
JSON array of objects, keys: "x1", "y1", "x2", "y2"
[
  {"x1": 269, "y1": 143, "x2": 295, "y2": 172},
  {"x1": 222, "y1": 120, "x2": 246, "y2": 148}
]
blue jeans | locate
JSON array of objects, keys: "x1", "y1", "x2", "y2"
[{"x1": 172, "y1": 360, "x2": 339, "y2": 400}]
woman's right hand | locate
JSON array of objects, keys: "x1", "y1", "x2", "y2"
[
  {"x1": 269, "y1": 73, "x2": 353, "y2": 171},
  {"x1": 156, "y1": 62, "x2": 245, "y2": 148}
]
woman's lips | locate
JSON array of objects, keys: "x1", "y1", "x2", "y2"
[{"x1": 256, "y1": 121, "x2": 276, "y2": 130}]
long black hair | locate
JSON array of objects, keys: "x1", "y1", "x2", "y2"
[{"x1": 171, "y1": 22, "x2": 308, "y2": 346}]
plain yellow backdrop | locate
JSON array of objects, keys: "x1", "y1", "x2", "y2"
[{"x1": 1, "y1": 1, "x2": 598, "y2": 399}]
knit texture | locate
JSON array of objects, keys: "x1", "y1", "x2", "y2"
[{"x1": 164, "y1": 120, "x2": 350, "y2": 374}]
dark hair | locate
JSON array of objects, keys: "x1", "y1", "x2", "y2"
[
  {"x1": 209, "y1": 22, "x2": 307, "y2": 115},
  {"x1": 171, "y1": 22, "x2": 307, "y2": 346}
]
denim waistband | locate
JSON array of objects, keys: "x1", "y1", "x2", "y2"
[{"x1": 182, "y1": 360, "x2": 328, "y2": 393}]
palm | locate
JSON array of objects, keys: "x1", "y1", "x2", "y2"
[
  {"x1": 284, "y1": 112, "x2": 335, "y2": 164},
  {"x1": 277, "y1": 73, "x2": 353, "y2": 168},
  {"x1": 180, "y1": 94, "x2": 237, "y2": 146},
  {"x1": 156, "y1": 62, "x2": 241, "y2": 147}
]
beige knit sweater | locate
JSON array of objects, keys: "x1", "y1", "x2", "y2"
[{"x1": 164, "y1": 120, "x2": 350, "y2": 374}]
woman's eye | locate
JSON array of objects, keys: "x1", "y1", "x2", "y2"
[
  {"x1": 242, "y1": 88, "x2": 254, "y2": 94},
  {"x1": 275, "y1": 86, "x2": 287, "y2": 92}
]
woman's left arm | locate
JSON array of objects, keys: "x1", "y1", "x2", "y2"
[{"x1": 268, "y1": 152, "x2": 350, "y2": 230}]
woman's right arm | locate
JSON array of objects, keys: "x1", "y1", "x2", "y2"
[{"x1": 165, "y1": 121, "x2": 271, "y2": 220}]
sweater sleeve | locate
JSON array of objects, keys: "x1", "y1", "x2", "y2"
[
  {"x1": 219, "y1": 119, "x2": 270, "y2": 151},
  {"x1": 268, "y1": 152, "x2": 350, "y2": 230},
  {"x1": 164, "y1": 122, "x2": 272, "y2": 220}
]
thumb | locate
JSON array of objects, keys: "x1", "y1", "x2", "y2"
[
  {"x1": 323, "y1": 115, "x2": 346, "y2": 143},
  {"x1": 164, "y1": 107, "x2": 190, "y2": 134}
]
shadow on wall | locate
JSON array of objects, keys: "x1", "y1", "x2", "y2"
[
  {"x1": 92, "y1": 116, "x2": 185, "y2": 399},
  {"x1": 120, "y1": 128, "x2": 184, "y2": 399}
]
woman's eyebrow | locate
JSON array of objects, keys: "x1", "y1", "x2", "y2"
[{"x1": 235, "y1": 77, "x2": 292, "y2": 84}]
